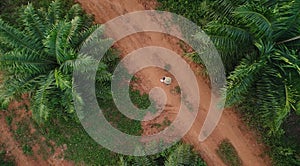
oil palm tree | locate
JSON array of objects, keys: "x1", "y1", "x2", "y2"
[
  {"x1": 203, "y1": 0, "x2": 300, "y2": 135},
  {"x1": 164, "y1": 144, "x2": 206, "y2": 166},
  {"x1": 0, "y1": 0, "x2": 111, "y2": 123},
  {"x1": 118, "y1": 144, "x2": 206, "y2": 166}
]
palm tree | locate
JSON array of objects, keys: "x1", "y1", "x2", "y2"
[
  {"x1": 203, "y1": 0, "x2": 300, "y2": 135},
  {"x1": 0, "y1": 0, "x2": 111, "y2": 123},
  {"x1": 164, "y1": 144, "x2": 206, "y2": 166},
  {"x1": 118, "y1": 144, "x2": 206, "y2": 166}
]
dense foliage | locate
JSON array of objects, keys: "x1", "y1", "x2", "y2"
[
  {"x1": 119, "y1": 143, "x2": 206, "y2": 166},
  {"x1": 0, "y1": 0, "x2": 75, "y2": 26},
  {"x1": 207, "y1": 0, "x2": 300, "y2": 136},
  {"x1": 157, "y1": 0, "x2": 300, "y2": 165},
  {"x1": 0, "y1": 0, "x2": 112, "y2": 123}
]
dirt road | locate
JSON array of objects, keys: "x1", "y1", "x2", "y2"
[{"x1": 76, "y1": 0, "x2": 271, "y2": 165}]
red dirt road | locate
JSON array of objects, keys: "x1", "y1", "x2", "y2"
[{"x1": 76, "y1": 0, "x2": 271, "y2": 165}]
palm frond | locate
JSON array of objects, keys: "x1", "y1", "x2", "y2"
[
  {"x1": 60, "y1": 53, "x2": 96, "y2": 74},
  {"x1": 60, "y1": 87, "x2": 76, "y2": 114},
  {"x1": 0, "y1": 19, "x2": 37, "y2": 52},
  {"x1": 132, "y1": 156, "x2": 153, "y2": 166},
  {"x1": 54, "y1": 69, "x2": 72, "y2": 90},
  {"x1": 0, "y1": 50, "x2": 53, "y2": 76},
  {"x1": 65, "y1": 4, "x2": 85, "y2": 21},
  {"x1": 165, "y1": 144, "x2": 202, "y2": 166},
  {"x1": 32, "y1": 72, "x2": 56, "y2": 123},
  {"x1": 47, "y1": 0, "x2": 63, "y2": 24},
  {"x1": 73, "y1": 25, "x2": 101, "y2": 50},
  {"x1": 59, "y1": 16, "x2": 90, "y2": 52},
  {"x1": 22, "y1": 4, "x2": 47, "y2": 46},
  {"x1": 210, "y1": 0, "x2": 247, "y2": 21},
  {"x1": 73, "y1": 25, "x2": 104, "y2": 53},
  {"x1": 44, "y1": 21, "x2": 75, "y2": 64},
  {"x1": 118, "y1": 157, "x2": 128, "y2": 166},
  {"x1": 207, "y1": 22, "x2": 253, "y2": 43},
  {"x1": 0, "y1": 0, "x2": 113, "y2": 124},
  {"x1": 254, "y1": 39, "x2": 275, "y2": 56},
  {"x1": 255, "y1": 67, "x2": 296, "y2": 135},
  {"x1": 272, "y1": 0, "x2": 300, "y2": 41},
  {"x1": 277, "y1": 35, "x2": 300, "y2": 49},
  {"x1": 234, "y1": 6, "x2": 272, "y2": 38},
  {"x1": 0, "y1": 74, "x2": 48, "y2": 106},
  {"x1": 296, "y1": 101, "x2": 300, "y2": 115},
  {"x1": 225, "y1": 57, "x2": 265, "y2": 106},
  {"x1": 273, "y1": 47, "x2": 300, "y2": 75},
  {"x1": 209, "y1": 35, "x2": 239, "y2": 53}
]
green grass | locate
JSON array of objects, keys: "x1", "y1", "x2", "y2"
[
  {"x1": 22, "y1": 144, "x2": 33, "y2": 156},
  {"x1": 103, "y1": 106, "x2": 142, "y2": 136},
  {"x1": 151, "y1": 117, "x2": 171, "y2": 130},
  {"x1": 40, "y1": 117, "x2": 120, "y2": 165},
  {"x1": 171, "y1": 86, "x2": 181, "y2": 95},
  {"x1": 12, "y1": 119, "x2": 52, "y2": 158},
  {"x1": 37, "y1": 87, "x2": 154, "y2": 165},
  {"x1": 5, "y1": 116, "x2": 12, "y2": 127},
  {"x1": 156, "y1": 0, "x2": 212, "y2": 28},
  {"x1": 217, "y1": 139, "x2": 242, "y2": 166},
  {"x1": 129, "y1": 88, "x2": 151, "y2": 110},
  {"x1": 0, "y1": 144, "x2": 14, "y2": 166}
]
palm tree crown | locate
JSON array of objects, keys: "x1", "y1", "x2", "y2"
[
  {"x1": 0, "y1": 0, "x2": 111, "y2": 123},
  {"x1": 204, "y1": 0, "x2": 300, "y2": 135}
]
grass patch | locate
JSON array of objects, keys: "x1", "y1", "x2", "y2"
[
  {"x1": 22, "y1": 144, "x2": 33, "y2": 156},
  {"x1": 129, "y1": 88, "x2": 151, "y2": 110},
  {"x1": 40, "y1": 117, "x2": 120, "y2": 165},
  {"x1": 12, "y1": 118, "x2": 52, "y2": 158},
  {"x1": 103, "y1": 105, "x2": 142, "y2": 136},
  {"x1": 130, "y1": 87, "x2": 158, "y2": 115},
  {"x1": 171, "y1": 86, "x2": 181, "y2": 95},
  {"x1": 156, "y1": 0, "x2": 211, "y2": 27},
  {"x1": 5, "y1": 116, "x2": 12, "y2": 127},
  {"x1": 151, "y1": 117, "x2": 171, "y2": 130},
  {"x1": 217, "y1": 139, "x2": 242, "y2": 166},
  {"x1": 14, "y1": 122, "x2": 35, "y2": 156},
  {"x1": 0, "y1": 144, "x2": 14, "y2": 166},
  {"x1": 38, "y1": 87, "x2": 152, "y2": 164}
]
